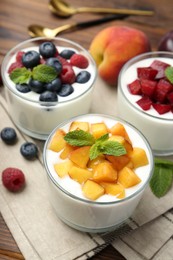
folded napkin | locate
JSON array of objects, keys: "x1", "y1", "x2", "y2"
[{"x1": 0, "y1": 77, "x2": 173, "y2": 260}]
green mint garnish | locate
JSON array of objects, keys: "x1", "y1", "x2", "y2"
[
  {"x1": 32, "y1": 64, "x2": 57, "y2": 83},
  {"x1": 165, "y1": 66, "x2": 173, "y2": 84},
  {"x1": 64, "y1": 129, "x2": 127, "y2": 160},
  {"x1": 10, "y1": 67, "x2": 32, "y2": 84},
  {"x1": 150, "y1": 158, "x2": 173, "y2": 198},
  {"x1": 9, "y1": 64, "x2": 57, "y2": 84}
]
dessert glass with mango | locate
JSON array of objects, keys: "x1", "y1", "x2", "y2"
[
  {"x1": 1, "y1": 37, "x2": 97, "y2": 140},
  {"x1": 117, "y1": 52, "x2": 173, "y2": 156},
  {"x1": 43, "y1": 114, "x2": 154, "y2": 233}
]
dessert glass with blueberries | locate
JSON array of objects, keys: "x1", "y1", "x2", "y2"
[{"x1": 1, "y1": 37, "x2": 97, "y2": 140}]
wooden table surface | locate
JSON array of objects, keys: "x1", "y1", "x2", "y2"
[{"x1": 0, "y1": 0, "x2": 173, "y2": 259}]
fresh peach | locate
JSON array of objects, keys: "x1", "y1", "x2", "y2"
[{"x1": 89, "y1": 26, "x2": 151, "y2": 86}]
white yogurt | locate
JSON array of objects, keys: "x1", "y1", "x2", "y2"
[
  {"x1": 1, "y1": 38, "x2": 97, "y2": 140},
  {"x1": 43, "y1": 114, "x2": 153, "y2": 233},
  {"x1": 117, "y1": 52, "x2": 173, "y2": 156}
]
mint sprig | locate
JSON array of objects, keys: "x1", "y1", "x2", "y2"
[
  {"x1": 165, "y1": 66, "x2": 173, "y2": 84},
  {"x1": 64, "y1": 129, "x2": 127, "y2": 160},
  {"x1": 9, "y1": 64, "x2": 57, "y2": 84},
  {"x1": 150, "y1": 158, "x2": 173, "y2": 198}
]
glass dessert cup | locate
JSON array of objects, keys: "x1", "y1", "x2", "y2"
[
  {"x1": 43, "y1": 114, "x2": 154, "y2": 233},
  {"x1": 117, "y1": 52, "x2": 173, "y2": 156},
  {"x1": 1, "y1": 37, "x2": 97, "y2": 140}
]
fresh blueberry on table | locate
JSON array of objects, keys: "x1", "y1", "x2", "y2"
[
  {"x1": 76, "y1": 71, "x2": 91, "y2": 83},
  {"x1": 20, "y1": 142, "x2": 38, "y2": 160},
  {"x1": 60, "y1": 49, "x2": 76, "y2": 59},
  {"x1": 58, "y1": 84, "x2": 74, "y2": 97},
  {"x1": 39, "y1": 42, "x2": 57, "y2": 58},
  {"x1": 1, "y1": 127, "x2": 17, "y2": 144},
  {"x1": 22, "y1": 50, "x2": 40, "y2": 68},
  {"x1": 39, "y1": 91, "x2": 58, "y2": 102}
]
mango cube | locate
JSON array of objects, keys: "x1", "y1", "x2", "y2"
[
  {"x1": 93, "y1": 161, "x2": 117, "y2": 183},
  {"x1": 87, "y1": 155, "x2": 106, "y2": 170},
  {"x1": 60, "y1": 144, "x2": 76, "y2": 160},
  {"x1": 128, "y1": 147, "x2": 149, "y2": 168},
  {"x1": 109, "y1": 123, "x2": 132, "y2": 144},
  {"x1": 69, "y1": 121, "x2": 89, "y2": 132},
  {"x1": 118, "y1": 167, "x2": 141, "y2": 188},
  {"x1": 101, "y1": 182, "x2": 125, "y2": 198},
  {"x1": 106, "y1": 154, "x2": 130, "y2": 171},
  {"x1": 82, "y1": 180, "x2": 104, "y2": 200},
  {"x1": 91, "y1": 122, "x2": 108, "y2": 139},
  {"x1": 48, "y1": 129, "x2": 66, "y2": 152},
  {"x1": 68, "y1": 166, "x2": 93, "y2": 184},
  {"x1": 54, "y1": 160, "x2": 73, "y2": 178},
  {"x1": 69, "y1": 146, "x2": 90, "y2": 168}
]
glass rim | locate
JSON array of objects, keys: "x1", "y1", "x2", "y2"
[
  {"x1": 1, "y1": 36, "x2": 97, "y2": 105},
  {"x1": 118, "y1": 51, "x2": 173, "y2": 122},
  {"x1": 43, "y1": 113, "x2": 154, "y2": 206}
]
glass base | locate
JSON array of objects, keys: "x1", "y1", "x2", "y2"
[
  {"x1": 153, "y1": 149, "x2": 173, "y2": 157},
  {"x1": 16, "y1": 124, "x2": 48, "y2": 140}
]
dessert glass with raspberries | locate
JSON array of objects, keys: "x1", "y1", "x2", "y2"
[
  {"x1": 1, "y1": 37, "x2": 97, "y2": 140},
  {"x1": 117, "y1": 52, "x2": 173, "y2": 156}
]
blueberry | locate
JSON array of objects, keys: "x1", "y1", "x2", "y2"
[
  {"x1": 58, "y1": 84, "x2": 74, "y2": 97},
  {"x1": 39, "y1": 91, "x2": 58, "y2": 102},
  {"x1": 29, "y1": 78, "x2": 45, "y2": 93},
  {"x1": 16, "y1": 84, "x2": 31, "y2": 93},
  {"x1": 60, "y1": 49, "x2": 75, "y2": 59},
  {"x1": 20, "y1": 142, "x2": 38, "y2": 160},
  {"x1": 39, "y1": 42, "x2": 56, "y2": 58},
  {"x1": 1, "y1": 127, "x2": 17, "y2": 144},
  {"x1": 46, "y1": 58, "x2": 62, "y2": 74},
  {"x1": 45, "y1": 78, "x2": 62, "y2": 92},
  {"x1": 76, "y1": 71, "x2": 91, "y2": 83},
  {"x1": 22, "y1": 51, "x2": 40, "y2": 68}
]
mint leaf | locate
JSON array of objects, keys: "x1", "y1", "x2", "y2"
[
  {"x1": 89, "y1": 143, "x2": 102, "y2": 160},
  {"x1": 64, "y1": 130, "x2": 95, "y2": 146},
  {"x1": 32, "y1": 64, "x2": 57, "y2": 83},
  {"x1": 165, "y1": 66, "x2": 173, "y2": 84},
  {"x1": 10, "y1": 67, "x2": 31, "y2": 84},
  {"x1": 96, "y1": 133, "x2": 109, "y2": 143},
  {"x1": 154, "y1": 157, "x2": 173, "y2": 167},
  {"x1": 150, "y1": 164, "x2": 173, "y2": 198}
]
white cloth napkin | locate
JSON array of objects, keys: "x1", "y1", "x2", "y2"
[{"x1": 0, "y1": 76, "x2": 173, "y2": 260}]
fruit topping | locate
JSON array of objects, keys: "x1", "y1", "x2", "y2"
[
  {"x1": 20, "y1": 142, "x2": 38, "y2": 160},
  {"x1": 39, "y1": 91, "x2": 58, "y2": 102},
  {"x1": 1, "y1": 127, "x2": 17, "y2": 144},
  {"x1": 70, "y1": 54, "x2": 89, "y2": 69},
  {"x1": 2, "y1": 167, "x2": 25, "y2": 192},
  {"x1": 60, "y1": 65, "x2": 76, "y2": 84},
  {"x1": 58, "y1": 84, "x2": 74, "y2": 97},
  {"x1": 16, "y1": 83, "x2": 31, "y2": 93},
  {"x1": 39, "y1": 42, "x2": 57, "y2": 58},
  {"x1": 22, "y1": 51, "x2": 40, "y2": 68},
  {"x1": 128, "y1": 59, "x2": 173, "y2": 114},
  {"x1": 29, "y1": 78, "x2": 45, "y2": 93},
  {"x1": 60, "y1": 49, "x2": 75, "y2": 59},
  {"x1": 8, "y1": 61, "x2": 23, "y2": 74},
  {"x1": 46, "y1": 57, "x2": 62, "y2": 74},
  {"x1": 45, "y1": 78, "x2": 62, "y2": 92},
  {"x1": 76, "y1": 71, "x2": 91, "y2": 83}
]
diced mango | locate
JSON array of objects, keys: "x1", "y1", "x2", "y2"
[
  {"x1": 109, "y1": 135, "x2": 133, "y2": 153},
  {"x1": 69, "y1": 146, "x2": 90, "y2": 168},
  {"x1": 69, "y1": 121, "x2": 90, "y2": 132},
  {"x1": 87, "y1": 155, "x2": 106, "y2": 170},
  {"x1": 68, "y1": 166, "x2": 93, "y2": 184},
  {"x1": 48, "y1": 129, "x2": 66, "y2": 152},
  {"x1": 60, "y1": 144, "x2": 76, "y2": 160},
  {"x1": 109, "y1": 123, "x2": 132, "y2": 144},
  {"x1": 93, "y1": 161, "x2": 117, "y2": 183},
  {"x1": 54, "y1": 160, "x2": 73, "y2": 178},
  {"x1": 82, "y1": 180, "x2": 104, "y2": 200},
  {"x1": 118, "y1": 167, "x2": 141, "y2": 188},
  {"x1": 106, "y1": 154, "x2": 130, "y2": 171},
  {"x1": 128, "y1": 147, "x2": 149, "y2": 168},
  {"x1": 91, "y1": 122, "x2": 108, "y2": 139},
  {"x1": 101, "y1": 182, "x2": 125, "y2": 198}
]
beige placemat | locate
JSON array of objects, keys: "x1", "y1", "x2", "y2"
[{"x1": 0, "y1": 77, "x2": 173, "y2": 260}]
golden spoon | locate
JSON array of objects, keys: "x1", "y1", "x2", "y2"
[
  {"x1": 28, "y1": 14, "x2": 128, "y2": 37},
  {"x1": 49, "y1": 0, "x2": 154, "y2": 18}
]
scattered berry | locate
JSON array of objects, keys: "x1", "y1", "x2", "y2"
[
  {"x1": 60, "y1": 65, "x2": 76, "y2": 84},
  {"x1": 39, "y1": 42, "x2": 56, "y2": 58},
  {"x1": 39, "y1": 91, "x2": 58, "y2": 102},
  {"x1": 76, "y1": 71, "x2": 91, "y2": 83},
  {"x1": 60, "y1": 49, "x2": 75, "y2": 59},
  {"x1": 22, "y1": 51, "x2": 40, "y2": 68},
  {"x1": 2, "y1": 167, "x2": 25, "y2": 192},
  {"x1": 58, "y1": 84, "x2": 74, "y2": 97},
  {"x1": 70, "y1": 54, "x2": 89, "y2": 69},
  {"x1": 20, "y1": 142, "x2": 38, "y2": 160},
  {"x1": 1, "y1": 127, "x2": 17, "y2": 144}
]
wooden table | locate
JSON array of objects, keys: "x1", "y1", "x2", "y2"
[{"x1": 0, "y1": 0, "x2": 173, "y2": 259}]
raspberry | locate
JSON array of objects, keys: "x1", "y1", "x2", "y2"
[
  {"x1": 2, "y1": 167, "x2": 25, "y2": 192},
  {"x1": 8, "y1": 61, "x2": 23, "y2": 74},
  {"x1": 56, "y1": 55, "x2": 69, "y2": 66},
  {"x1": 60, "y1": 65, "x2": 76, "y2": 84},
  {"x1": 70, "y1": 54, "x2": 89, "y2": 69},
  {"x1": 16, "y1": 51, "x2": 25, "y2": 63}
]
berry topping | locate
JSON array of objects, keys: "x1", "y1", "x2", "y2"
[
  {"x1": 76, "y1": 71, "x2": 91, "y2": 83},
  {"x1": 60, "y1": 65, "x2": 76, "y2": 84},
  {"x1": 60, "y1": 49, "x2": 75, "y2": 59},
  {"x1": 150, "y1": 60, "x2": 170, "y2": 79},
  {"x1": 39, "y1": 42, "x2": 56, "y2": 58},
  {"x1": 8, "y1": 61, "x2": 23, "y2": 74},
  {"x1": 58, "y1": 84, "x2": 74, "y2": 97},
  {"x1": 128, "y1": 79, "x2": 142, "y2": 95},
  {"x1": 46, "y1": 58, "x2": 62, "y2": 74},
  {"x1": 1, "y1": 127, "x2": 17, "y2": 144},
  {"x1": 39, "y1": 91, "x2": 58, "y2": 102},
  {"x1": 29, "y1": 78, "x2": 45, "y2": 93},
  {"x1": 22, "y1": 51, "x2": 40, "y2": 68},
  {"x1": 16, "y1": 83, "x2": 31, "y2": 93},
  {"x1": 16, "y1": 51, "x2": 25, "y2": 63},
  {"x1": 2, "y1": 167, "x2": 25, "y2": 192},
  {"x1": 70, "y1": 54, "x2": 89, "y2": 69},
  {"x1": 45, "y1": 78, "x2": 62, "y2": 92},
  {"x1": 136, "y1": 97, "x2": 152, "y2": 111},
  {"x1": 137, "y1": 67, "x2": 158, "y2": 80},
  {"x1": 20, "y1": 142, "x2": 38, "y2": 160}
]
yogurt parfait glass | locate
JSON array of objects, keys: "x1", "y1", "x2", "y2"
[
  {"x1": 1, "y1": 37, "x2": 97, "y2": 140},
  {"x1": 117, "y1": 52, "x2": 173, "y2": 156},
  {"x1": 43, "y1": 114, "x2": 153, "y2": 233}
]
